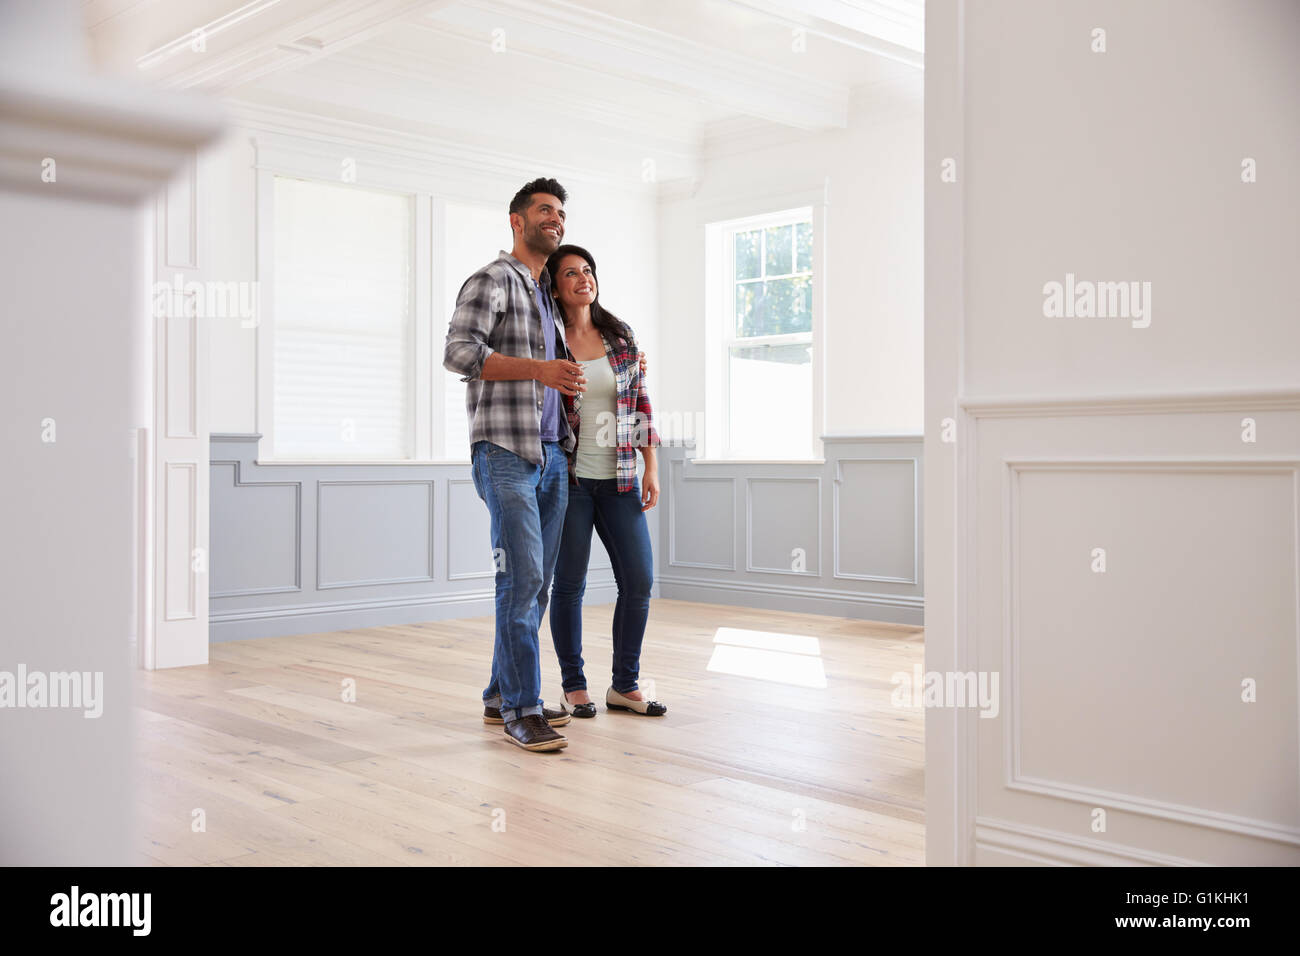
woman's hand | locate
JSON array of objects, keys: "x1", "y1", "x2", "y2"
[
  {"x1": 638, "y1": 351, "x2": 647, "y2": 377},
  {"x1": 640, "y1": 464, "x2": 660, "y2": 512}
]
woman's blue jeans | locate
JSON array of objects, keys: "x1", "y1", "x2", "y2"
[{"x1": 549, "y1": 475, "x2": 653, "y2": 695}]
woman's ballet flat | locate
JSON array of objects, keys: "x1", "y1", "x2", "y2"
[
  {"x1": 606, "y1": 686, "x2": 667, "y2": 716},
  {"x1": 563, "y1": 690, "x2": 598, "y2": 719}
]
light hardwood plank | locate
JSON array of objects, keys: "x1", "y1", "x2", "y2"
[{"x1": 134, "y1": 599, "x2": 924, "y2": 865}]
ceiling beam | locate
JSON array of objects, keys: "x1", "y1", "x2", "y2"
[
  {"x1": 325, "y1": 42, "x2": 702, "y2": 159},
  {"x1": 721, "y1": 0, "x2": 924, "y2": 69},
  {"x1": 133, "y1": 0, "x2": 451, "y2": 91},
  {"x1": 419, "y1": 0, "x2": 850, "y2": 131}
]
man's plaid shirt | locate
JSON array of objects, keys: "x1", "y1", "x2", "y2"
[
  {"x1": 563, "y1": 329, "x2": 661, "y2": 493},
  {"x1": 443, "y1": 251, "x2": 576, "y2": 467}
]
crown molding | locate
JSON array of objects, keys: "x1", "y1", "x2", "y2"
[{"x1": 226, "y1": 98, "x2": 659, "y2": 195}]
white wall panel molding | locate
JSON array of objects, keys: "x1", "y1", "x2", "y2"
[
  {"x1": 999, "y1": 456, "x2": 1300, "y2": 848},
  {"x1": 961, "y1": 387, "x2": 1300, "y2": 418},
  {"x1": 162, "y1": 299, "x2": 199, "y2": 440},
  {"x1": 163, "y1": 460, "x2": 198, "y2": 621},
  {"x1": 952, "y1": 404, "x2": 1300, "y2": 865}
]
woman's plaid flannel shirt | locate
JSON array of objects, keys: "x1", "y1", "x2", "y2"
[{"x1": 564, "y1": 330, "x2": 660, "y2": 492}]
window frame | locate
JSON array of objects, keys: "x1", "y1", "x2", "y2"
[
  {"x1": 703, "y1": 197, "x2": 826, "y2": 462},
  {"x1": 254, "y1": 165, "x2": 476, "y2": 464}
]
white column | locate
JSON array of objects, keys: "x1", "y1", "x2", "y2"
[{"x1": 0, "y1": 0, "x2": 222, "y2": 864}]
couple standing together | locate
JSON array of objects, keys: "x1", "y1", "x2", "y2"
[{"x1": 443, "y1": 177, "x2": 666, "y2": 753}]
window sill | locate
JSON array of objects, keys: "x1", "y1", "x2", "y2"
[{"x1": 688, "y1": 458, "x2": 826, "y2": 465}]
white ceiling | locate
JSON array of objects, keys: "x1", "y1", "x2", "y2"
[{"x1": 84, "y1": 0, "x2": 923, "y2": 184}]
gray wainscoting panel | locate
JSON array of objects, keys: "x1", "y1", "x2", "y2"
[
  {"x1": 747, "y1": 477, "x2": 821, "y2": 576},
  {"x1": 317, "y1": 480, "x2": 435, "y2": 589},
  {"x1": 211, "y1": 434, "x2": 917, "y2": 638},
  {"x1": 657, "y1": 437, "x2": 923, "y2": 625},
  {"x1": 209, "y1": 460, "x2": 301, "y2": 598},
  {"x1": 209, "y1": 434, "x2": 638, "y2": 641},
  {"x1": 834, "y1": 458, "x2": 918, "y2": 583},
  {"x1": 446, "y1": 478, "x2": 495, "y2": 580},
  {"x1": 668, "y1": 459, "x2": 736, "y2": 570}
]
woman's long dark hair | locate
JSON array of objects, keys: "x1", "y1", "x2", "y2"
[{"x1": 545, "y1": 244, "x2": 635, "y2": 351}]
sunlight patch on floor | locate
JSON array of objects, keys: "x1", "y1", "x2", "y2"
[{"x1": 706, "y1": 627, "x2": 827, "y2": 688}]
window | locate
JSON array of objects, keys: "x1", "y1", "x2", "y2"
[
  {"x1": 271, "y1": 175, "x2": 413, "y2": 459},
  {"x1": 708, "y1": 206, "x2": 816, "y2": 459}
]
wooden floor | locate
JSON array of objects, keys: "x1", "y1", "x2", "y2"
[{"x1": 132, "y1": 599, "x2": 925, "y2": 866}]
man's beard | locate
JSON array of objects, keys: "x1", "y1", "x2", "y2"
[{"x1": 526, "y1": 220, "x2": 561, "y2": 254}]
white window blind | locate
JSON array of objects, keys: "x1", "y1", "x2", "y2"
[{"x1": 272, "y1": 175, "x2": 414, "y2": 460}]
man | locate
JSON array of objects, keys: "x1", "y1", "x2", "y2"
[{"x1": 443, "y1": 177, "x2": 586, "y2": 752}]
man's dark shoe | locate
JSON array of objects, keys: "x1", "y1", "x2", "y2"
[
  {"x1": 483, "y1": 703, "x2": 571, "y2": 727},
  {"x1": 503, "y1": 714, "x2": 568, "y2": 752}
]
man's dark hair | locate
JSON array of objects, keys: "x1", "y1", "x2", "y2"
[{"x1": 509, "y1": 177, "x2": 567, "y2": 216}]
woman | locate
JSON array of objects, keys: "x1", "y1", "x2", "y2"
[{"x1": 545, "y1": 244, "x2": 666, "y2": 718}]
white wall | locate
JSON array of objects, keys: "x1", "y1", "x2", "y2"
[
  {"x1": 203, "y1": 121, "x2": 659, "y2": 454},
  {"x1": 926, "y1": 0, "x2": 1300, "y2": 866},
  {"x1": 204, "y1": 129, "x2": 258, "y2": 435},
  {"x1": 657, "y1": 76, "x2": 924, "y2": 448}
]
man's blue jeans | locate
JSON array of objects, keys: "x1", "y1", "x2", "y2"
[
  {"x1": 471, "y1": 439, "x2": 568, "y2": 723},
  {"x1": 549, "y1": 474, "x2": 653, "y2": 695}
]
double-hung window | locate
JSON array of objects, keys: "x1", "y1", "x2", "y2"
[{"x1": 709, "y1": 206, "x2": 816, "y2": 459}]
